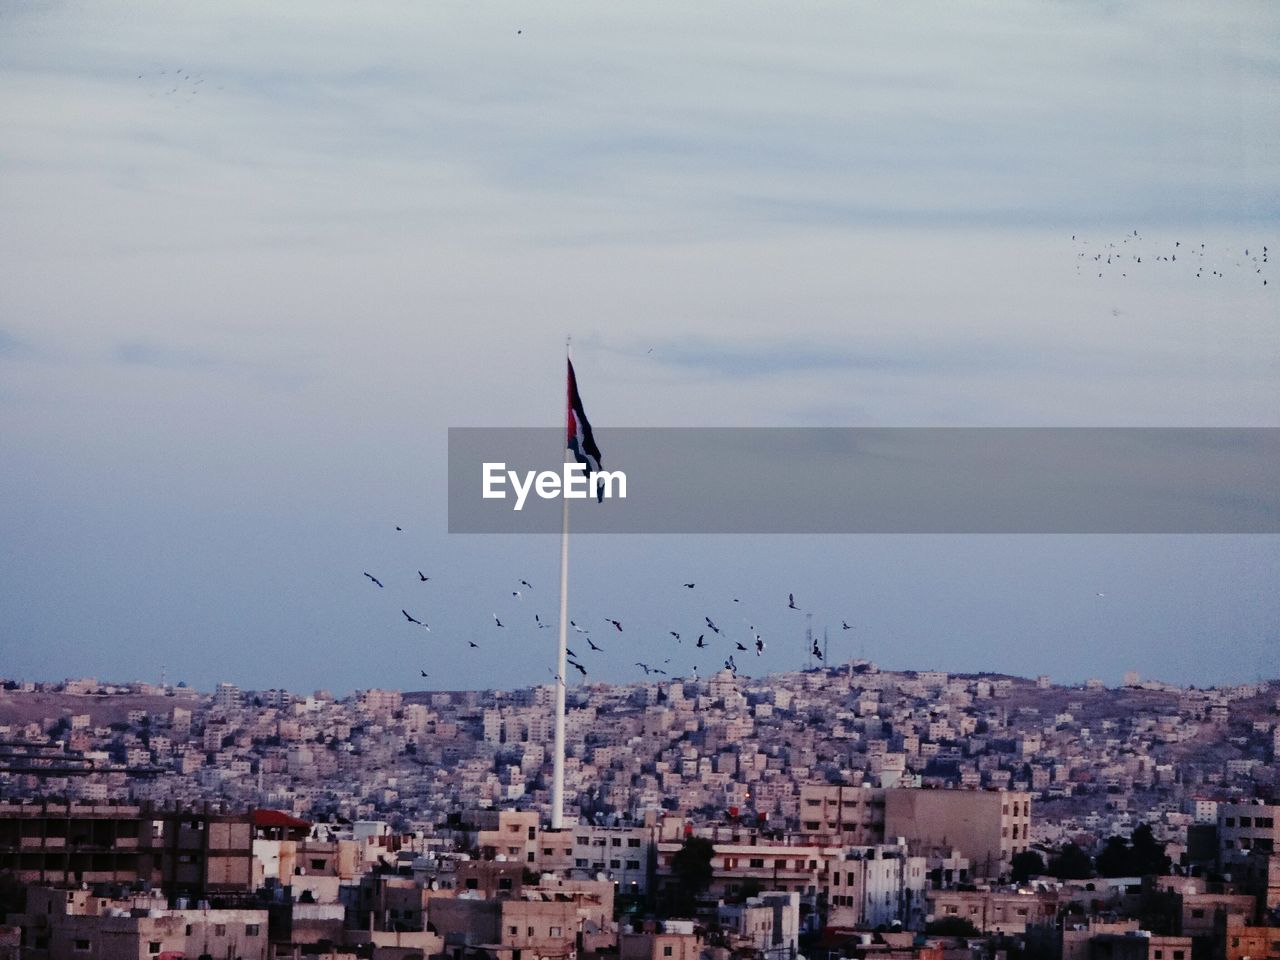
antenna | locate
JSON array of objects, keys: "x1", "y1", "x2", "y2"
[{"x1": 805, "y1": 613, "x2": 813, "y2": 670}]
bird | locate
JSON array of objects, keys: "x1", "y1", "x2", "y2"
[
  {"x1": 535, "y1": 614, "x2": 551, "y2": 629},
  {"x1": 755, "y1": 636, "x2": 765, "y2": 655},
  {"x1": 587, "y1": 638, "x2": 602, "y2": 652},
  {"x1": 705, "y1": 617, "x2": 720, "y2": 634},
  {"x1": 420, "y1": 670, "x2": 429, "y2": 678},
  {"x1": 811, "y1": 641, "x2": 824, "y2": 661},
  {"x1": 571, "y1": 620, "x2": 587, "y2": 633},
  {"x1": 635, "y1": 662, "x2": 652, "y2": 675},
  {"x1": 395, "y1": 526, "x2": 402, "y2": 531},
  {"x1": 512, "y1": 590, "x2": 522, "y2": 599},
  {"x1": 566, "y1": 647, "x2": 578, "y2": 659},
  {"x1": 735, "y1": 641, "x2": 748, "y2": 652},
  {"x1": 606, "y1": 618, "x2": 623, "y2": 632},
  {"x1": 402, "y1": 610, "x2": 422, "y2": 625},
  {"x1": 841, "y1": 620, "x2": 853, "y2": 630},
  {"x1": 520, "y1": 579, "x2": 533, "y2": 589},
  {"x1": 569, "y1": 661, "x2": 587, "y2": 677},
  {"x1": 695, "y1": 635, "x2": 707, "y2": 649},
  {"x1": 732, "y1": 596, "x2": 740, "y2": 603},
  {"x1": 653, "y1": 668, "x2": 668, "y2": 676},
  {"x1": 788, "y1": 593, "x2": 799, "y2": 610},
  {"x1": 418, "y1": 571, "x2": 430, "y2": 582},
  {"x1": 468, "y1": 641, "x2": 479, "y2": 648},
  {"x1": 363, "y1": 573, "x2": 384, "y2": 588},
  {"x1": 683, "y1": 583, "x2": 695, "y2": 589},
  {"x1": 493, "y1": 614, "x2": 504, "y2": 628},
  {"x1": 670, "y1": 631, "x2": 680, "y2": 641}
]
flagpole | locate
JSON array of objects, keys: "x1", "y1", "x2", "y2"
[{"x1": 551, "y1": 337, "x2": 571, "y2": 831}]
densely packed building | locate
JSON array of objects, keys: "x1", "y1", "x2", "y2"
[{"x1": 1, "y1": 666, "x2": 1278, "y2": 959}]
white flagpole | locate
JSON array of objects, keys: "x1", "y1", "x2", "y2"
[{"x1": 551, "y1": 338, "x2": 571, "y2": 830}]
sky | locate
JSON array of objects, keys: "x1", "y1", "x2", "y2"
[{"x1": 1, "y1": 0, "x2": 1277, "y2": 695}]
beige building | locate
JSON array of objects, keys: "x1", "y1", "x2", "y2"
[
  {"x1": 0, "y1": 801, "x2": 253, "y2": 895},
  {"x1": 928, "y1": 888, "x2": 1057, "y2": 935},
  {"x1": 795, "y1": 784, "x2": 886, "y2": 846},
  {"x1": 17, "y1": 888, "x2": 267, "y2": 960},
  {"x1": 884, "y1": 788, "x2": 1031, "y2": 878}
]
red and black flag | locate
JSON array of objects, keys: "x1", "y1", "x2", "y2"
[{"x1": 566, "y1": 358, "x2": 604, "y2": 501}]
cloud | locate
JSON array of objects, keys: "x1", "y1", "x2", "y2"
[
  {"x1": 114, "y1": 339, "x2": 224, "y2": 370},
  {"x1": 0, "y1": 327, "x2": 31, "y2": 358}
]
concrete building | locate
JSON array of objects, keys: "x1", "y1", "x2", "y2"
[
  {"x1": 883, "y1": 789, "x2": 1030, "y2": 878},
  {"x1": 17, "y1": 888, "x2": 267, "y2": 960},
  {"x1": 0, "y1": 801, "x2": 254, "y2": 895},
  {"x1": 717, "y1": 892, "x2": 800, "y2": 960}
]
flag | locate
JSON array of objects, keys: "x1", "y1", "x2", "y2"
[{"x1": 566, "y1": 358, "x2": 604, "y2": 501}]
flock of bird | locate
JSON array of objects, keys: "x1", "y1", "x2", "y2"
[
  {"x1": 1073, "y1": 231, "x2": 1271, "y2": 286},
  {"x1": 361, "y1": 529, "x2": 850, "y2": 686},
  {"x1": 136, "y1": 68, "x2": 221, "y2": 102}
]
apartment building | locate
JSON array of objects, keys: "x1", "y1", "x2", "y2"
[
  {"x1": 0, "y1": 801, "x2": 253, "y2": 895},
  {"x1": 883, "y1": 788, "x2": 1031, "y2": 878}
]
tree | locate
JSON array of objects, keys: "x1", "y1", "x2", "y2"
[
  {"x1": 925, "y1": 916, "x2": 979, "y2": 937},
  {"x1": 1095, "y1": 836, "x2": 1132, "y2": 877},
  {"x1": 1010, "y1": 850, "x2": 1046, "y2": 883},
  {"x1": 1048, "y1": 843, "x2": 1094, "y2": 880},
  {"x1": 1129, "y1": 824, "x2": 1172, "y2": 877},
  {"x1": 667, "y1": 836, "x2": 714, "y2": 915},
  {"x1": 1097, "y1": 824, "x2": 1171, "y2": 878}
]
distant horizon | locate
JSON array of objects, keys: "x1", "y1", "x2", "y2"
[{"x1": 6, "y1": 664, "x2": 1277, "y2": 701}]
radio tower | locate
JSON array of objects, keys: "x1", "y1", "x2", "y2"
[{"x1": 805, "y1": 612, "x2": 814, "y2": 669}]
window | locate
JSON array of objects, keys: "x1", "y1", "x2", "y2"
[
  {"x1": 498, "y1": 878, "x2": 513, "y2": 891},
  {"x1": 626, "y1": 860, "x2": 640, "y2": 870},
  {"x1": 663, "y1": 948, "x2": 673, "y2": 958},
  {"x1": 577, "y1": 836, "x2": 589, "y2": 845},
  {"x1": 749, "y1": 858, "x2": 765, "y2": 868},
  {"x1": 527, "y1": 928, "x2": 534, "y2": 937},
  {"x1": 1174, "y1": 952, "x2": 1185, "y2": 959},
  {"x1": 528, "y1": 826, "x2": 536, "y2": 840},
  {"x1": 466, "y1": 879, "x2": 479, "y2": 890},
  {"x1": 310, "y1": 859, "x2": 326, "y2": 870},
  {"x1": 946, "y1": 906, "x2": 958, "y2": 915},
  {"x1": 1191, "y1": 909, "x2": 1205, "y2": 919},
  {"x1": 527, "y1": 852, "x2": 535, "y2": 863},
  {"x1": 148, "y1": 944, "x2": 161, "y2": 956},
  {"x1": 627, "y1": 838, "x2": 641, "y2": 848},
  {"x1": 804, "y1": 821, "x2": 821, "y2": 830},
  {"x1": 575, "y1": 859, "x2": 587, "y2": 867},
  {"x1": 74, "y1": 940, "x2": 91, "y2": 951},
  {"x1": 549, "y1": 927, "x2": 562, "y2": 937},
  {"x1": 246, "y1": 925, "x2": 260, "y2": 937},
  {"x1": 214, "y1": 926, "x2": 226, "y2": 937},
  {"x1": 1240, "y1": 817, "x2": 1252, "y2": 827},
  {"x1": 612, "y1": 838, "x2": 621, "y2": 847},
  {"x1": 610, "y1": 860, "x2": 621, "y2": 869},
  {"x1": 185, "y1": 926, "x2": 192, "y2": 936},
  {"x1": 509, "y1": 927, "x2": 518, "y2": 936},
  {"x1": 1225, "y1": 817, "x2": 1236, "y2": 827}
]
